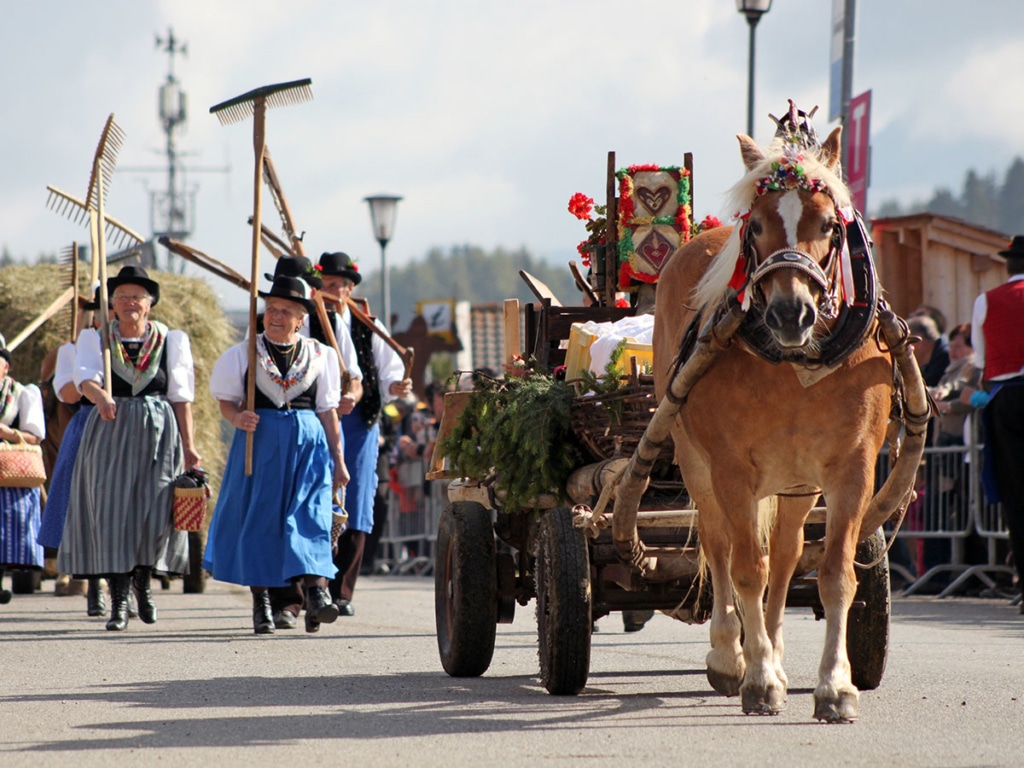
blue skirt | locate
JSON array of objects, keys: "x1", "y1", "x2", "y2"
[
  {"x1": 0, "y1": 487, "x2": 44, "y2": 568},
  {"x1": 341, "y1": 415, "x2": 380, "y2": 533},
  {"x1": 203, "y1": 409, "x2": 337, "y2": 587},
  {"x1": 37, "y1": 405, "x2": 92, "y2": 550}
]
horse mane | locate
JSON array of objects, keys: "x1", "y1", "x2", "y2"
[{"x1": 693, "y1": 138, "x2": 852, "y2": 312}]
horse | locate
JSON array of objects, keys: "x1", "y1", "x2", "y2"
[{"x1": 640, "y1": 124, "x2": 925, "y2": 722}]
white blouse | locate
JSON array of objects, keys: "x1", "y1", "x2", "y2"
[
  {"x1": 73, "y1": 327, "x2": 195, "y2": 403},
  {"x1": 209, "y1": 339, "x2": 341, "y2": 414},
  {"x1": 298, "y1": 312, "x2": 363, "y2": 381},
  {"x1": 0, "y1": 382, "x2": 45, "y2": 440},
  {"x1": 53, "y1": 341, "x2": 77, "y2": 401},
  {"x1": 340, "y1": 307, "x2": 407, "y2": 403}
]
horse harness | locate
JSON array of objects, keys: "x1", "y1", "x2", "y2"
[{"x1": 736, "y1": 208, "x2": 880, "y2": 368}]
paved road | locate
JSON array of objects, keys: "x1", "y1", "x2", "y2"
[{"x1": 0, "y1": 576, "x2": 1021, "y2": 767}]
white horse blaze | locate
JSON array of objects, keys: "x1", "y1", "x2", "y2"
[{"x1": 777, "y1": 191, "x2": 803, "y2": 246}]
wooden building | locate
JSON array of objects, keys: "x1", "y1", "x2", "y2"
[{"x1": 870, "y1": 214, "x2": 1010, "y2": 329}]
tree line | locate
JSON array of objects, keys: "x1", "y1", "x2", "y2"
[{"x1": 874, "y1": 156, "x2": 1024, "y2": 236}]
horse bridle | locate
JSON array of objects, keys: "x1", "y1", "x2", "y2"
[
  {"x1": 740, "y1": 203, "x2": 847, "y2": 322},
  {"x1": 735, "y1": 206, "x2": 879, "y2": 368}
]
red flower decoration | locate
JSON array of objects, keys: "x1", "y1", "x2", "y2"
[
  {"x1": 614, "y1": 297, "x2": 629, "y2": 308},
  {"x1": 314, "y1": 264, "x2": 323, "y2": 271},
  {"x1": 627, "y1": 164, "x2": 661, "y2": 173},
  {"x1": 568, "y1": 192, "x2": 594, "y2": 221},
  {"x1": 700, "y1": 215, "x2": 722, "y2": 230}
]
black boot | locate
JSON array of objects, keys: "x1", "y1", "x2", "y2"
[
  {"x1": 253, "y1": 590, "x2": 274, "y2": 635},
  {"x1": 0, "y1": 570, "x2": 10, "y2": 605},
  {"x1": 131, "y1": 566, "x2": 157, "y2": 624},
  {"x1": 86, "y1": 577, "x2": 107, "y2": 617},
  {"x1": 106, "y1": 574, "x2": 131, "y2": 631},
  {"x1": 305, "y1": 584, "x2": 339, "y2": 633}
]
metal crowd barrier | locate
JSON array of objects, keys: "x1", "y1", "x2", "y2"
[
  {"x1": 880, "y1": 411, "x2": 1015, "y2": 599},
  {"x1": 374, "y1": 457, "x2": 447, "y2": 575}
]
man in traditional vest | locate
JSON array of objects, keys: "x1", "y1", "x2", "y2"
[
  {"x1": 964, "y1": 235, "x2": 1024, "y2": 611},
  {"x1": 316, "y1": 252, "x2": 411, "y2": 616}
]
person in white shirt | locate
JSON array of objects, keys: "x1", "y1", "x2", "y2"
[
  {"x1": 316, "y1": 251, "x2": 411, "y2": 616},
  {"x1": 58, "y1": 265, "x2": 200, "y2": 631},
  {"x1": 205, "y1": 275, "x2": 349, "y2": 634}
]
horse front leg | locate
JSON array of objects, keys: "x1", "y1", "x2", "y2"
[
  {"x1": 697, "y1": 506, "x2": 744, "y2": 696},
  {"x1": 721, "y1": 492, "x2": 786, "y2": 715},
  {"x1": 764, "y1": 495, "x2": 815, "y2": 691},
  {"x1": 813, "y1": 488, "x2": 868, "y2": 722}
]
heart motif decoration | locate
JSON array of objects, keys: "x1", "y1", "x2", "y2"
[
  {"x1": 635, "y1": 229, "x2": 676, "y2": 272},
  {"x1": 636, "y1": 185, "x2": 672, "y2": 215}
]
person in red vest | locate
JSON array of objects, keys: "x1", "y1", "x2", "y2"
[{"x1": 963, "y1": 235, "x2": 1024, "y2": 611}]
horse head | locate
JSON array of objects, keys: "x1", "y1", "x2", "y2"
[
  {"x1": 739, "y1": 127, "x2": 847, "y2": 349},
  {"x1": 694, "y1": 127, "x2": 851, "y2": 355}
]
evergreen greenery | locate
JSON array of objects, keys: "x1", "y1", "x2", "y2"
[{"x1": 439, "y1": 373, "x2": 582, "y2": 512}]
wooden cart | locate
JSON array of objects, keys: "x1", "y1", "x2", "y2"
[{"x1": 428, "y1": 296, "x2": 891, "y2": 696}]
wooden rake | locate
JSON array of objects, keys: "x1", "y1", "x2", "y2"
[
  {"x1": 45, "y1": 114, "x2": 141, "y2": 396},
  {"x1": 210, "y1": 78, "x2": 313, "y2": 475}
]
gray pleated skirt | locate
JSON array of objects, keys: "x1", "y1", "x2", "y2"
[{"x1": 57, "y1": 395, "x2": 188, "y2": 576}]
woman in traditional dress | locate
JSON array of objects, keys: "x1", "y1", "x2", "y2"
[
  {"x1": 0, "y1": 334, "x2": 47, "y2": 604},
  {"x1": 204, "y1": 274, "x2": 348, "y2": 635},
  {"x1": 58, "y1": 265, "x2": 201, "y2": 631},
  {"x1": 37, "y1": 290, "x2": 108, "y2": 616}
]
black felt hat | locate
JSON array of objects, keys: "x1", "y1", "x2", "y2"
[
  {"x1": 264, "y1": 255, "x2": 323, "y2": 290},
  {"x1": 81, "y1": 284, "x2": 102, "y2": 311},
  {"x1": 998, "y1": 236, "x2": 1024, "y2": 259},
  {"x1": 258, "y1": 275, "x2": 315, "y2": 313},
  {"x1": 107, "y1": 265, "x2": 160, "y2": 306},
  {"x1": 318, "y1": 252, "x2": 361, "y2": 285},
  {"x1": 0, "y1": 333, "x2": 10, "y2": 366}
]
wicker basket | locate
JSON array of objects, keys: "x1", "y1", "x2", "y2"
[
  {"x1": 172, "y1": 485, "x2": 210, "y2": 532},
  {"x1": 569, "y1": 375, "x2": 674, "y2": 464}
]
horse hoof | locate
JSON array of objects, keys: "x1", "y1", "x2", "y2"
[
  {"x1": 813, "y1": 691, "x2": 859, "y2": 723},
  {"x1": 742, "y1": 686, "x2": 786, "y2": 715},
  {"x1": 706, "y1": 668, "x2": 742, "y2": 697}
]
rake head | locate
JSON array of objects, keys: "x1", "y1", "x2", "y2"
[
  {"x1": 45, "y1": 186, "x2": 145, "y2": 251},
  {"x1": 59, "y1": 242, "x2": 81, "y2": 341},
  {"x1": 85, "y1": 114, "x2": 126, "y2": 211},
  {"x1": 210, "y1": 78, "x2": 313, "y2": 126}
]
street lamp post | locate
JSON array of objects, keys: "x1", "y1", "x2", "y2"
[
  {"x1": 364, "y1": 194, "x2": 402, "y2": 329},
  {"x1": 736, "y1": 0, "x2": 773, "y2": 138}
]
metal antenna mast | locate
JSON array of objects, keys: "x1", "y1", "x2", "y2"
[{"x1": 152, "y1": 28, "x2": 191, "y2": 272}]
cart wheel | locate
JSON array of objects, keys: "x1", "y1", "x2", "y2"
[
  {"x1": 848, "y1": 527, "x2": 890, "y2": 691},
  {"x1": 11, "y1": 570, "x2": 41, "y2": 594},
  {"x1": 435, "y1": 501, "x2": 497, "y2": 677},
  {"x1": 183, "y1": 530, "x2": 207, "y2": 594},
  {"x1": 536, "y1": 506, "x2": 591, "y2": 696}
]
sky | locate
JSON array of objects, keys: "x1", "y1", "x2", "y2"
[{"x1": 2, "y1": 1, "x2": 1023, "y2": 315}]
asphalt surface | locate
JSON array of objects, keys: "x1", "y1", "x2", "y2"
[{"x1": 0, "y1": 576, "x2": 1021, "y2": 767}]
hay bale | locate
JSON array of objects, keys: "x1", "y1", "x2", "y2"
[{"x1": 0, "y1": 263, "x2": 237, "y2": 498}]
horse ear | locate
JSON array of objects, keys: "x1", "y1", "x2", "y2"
[
  {"x1": 820, "y1": 126, "x2": 843, "y2": 171},
  {"x1": 737, "y1": 134, "x2": 764, "y2": 171}
]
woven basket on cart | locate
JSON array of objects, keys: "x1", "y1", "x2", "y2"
[{"x1": 569, "y1": 375, "x2": 674, "y2": 464}]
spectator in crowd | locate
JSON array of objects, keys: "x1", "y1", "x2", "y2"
[
  {"x1": 205, "y1": 274, "x2": 347, "y2": 634},
  {"x1": 931, "y1": 323, "x2": 979, "y2": 446},
  {"x1": 908, "y1": 314, "x2": 950, "y2": 388},
  {"x1": 962, "y1": 236, "x2": 1024, "y2": 612},
  {"x1": 0, "y1": 334, "x2": 46, "y2": 605},
  {"x1": 58, "y1": 266, "x2": 200, "y2": 631},
  {"x1": 911, "y1": 305, "x2": 948, "y2": 338}
]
